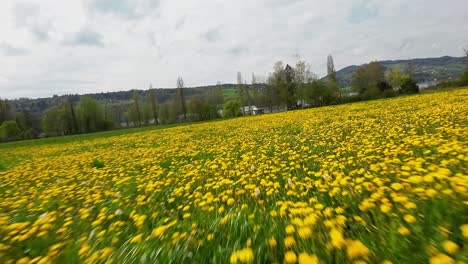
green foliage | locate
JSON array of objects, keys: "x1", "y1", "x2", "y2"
[
  {"x1": 0, "y1": 120, "x2": 20, "y2": 141},
  {"x1": 458, "y1": 70, "x2": 468, "y2": 86},
  {"x1": 91, "y1": 158, "x2": 105, "y2": 168},
  {"x1": 42, "y1": 108, "x2": 60, "y2": 136},
  {"x1": 0, "y1": 112, "x2": 34, "y2": 141},
  {"x1": 301, "y1": 79, "x2": 339, "y2": 107},
  {"x1": 351, "y1": 61, "x2": 400, "y2": 100},
  {"x1": 42, "y1": 102, "x2": 76, "y2": 136},
  {"x1": 130, "y1": 91, "x2": 143, "y2": 127},
  {"x1": 223, "y1": 101, "x2": 241, "y2": 118},
  {"x1": 158, "y1": 102, "x2": 171, "y2": 125},
  {"x1": 207, "y1": 86, "x2": 225, "y2": 108},
  {"x1": 400, "y1": 78, "x2": 419, "y2": 94},
  {"x1": 352, "y1": 61, "x2": 386, "y2": 97},
  {"x1": 385, "y1": 67, "x2": 419, "y2": 95},
  {"x1": 361, "y1": 85, "x2": 382, "y2": 100},
  {"x1": 284, "y1": 64, "x2": 297, "y2": 109},
  {"x1": 306, "y1": 79, "x2": 327, "y2": 106},
  {"x1": 0, "y1": 98, "x2": 13, "y2": 124},
  {"x1": 382, "y1": 88, "x2": 398, "y2": 98},
  {"x1": 188, "y1": 96, "x2": 218, "y2": 122},
  {"x1": 325, "y1": 80, "x2": 341, "y2": 104},
  {"x1": 385, "y1": 67, "x2": 411, "y2": 88},
  {"x1": 148, "y1": 89, "x2": 159, "y2": 125},
  {"x1": 78, "y1": 97, "x2": 107, "y2": 133},
  {"x1": 265, "y1": 63, "x2": 285, "y2": 110}
]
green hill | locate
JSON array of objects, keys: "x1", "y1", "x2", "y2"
[{"x1": 334, "y1": 56, "x2": 466, "y2": 87}]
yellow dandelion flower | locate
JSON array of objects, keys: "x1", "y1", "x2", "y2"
[
  {"x1": 284, "y1": 251, "x2": 297, "y2": 264},
  {"x1": 403, "y1": 214, "x2": 416, "y2": 223},
  {"x1": 268, "y1": 237, "x2": 277, "y2": 248},
  {"x1": 230, "y1": 248, "x2": 254, "y2": 264},
  {"x1": 460, "y1": 224, "x2": 468, "y2": 238},
  {"x1": 330, "y1": 229, "x2": 345, "y2": 249},
  {"x1": 78, "y1": 244, "x2": 91, "y2": 257},
  {"x1": 380, "y1": 204, "x2": 391, "y2": 213},
  {"x1": 130, "y1": 234, "x2": 143, "y2": 243},
  {"x1": 298, "y1": 252, "x2": 319, "y2": 264},
  {"x1": 285, "y1": 225, "x2": 295, "y2": 235},
  {"x1": 100, "y1": 247, "x2": 114, "y2": 259},
  {"x1": 227, "y1": 198, "x2": 235, "y2": 206},
  {"x1": 442, "y1": 240, "x2": 459, "y2": 255},
  {"x1": 429, "y1": 253, "x2": 454, "y2": 264},
  {"x1": 16, "y1": 257, "x2": 30, "y2": 264},
  {"x1": 298, "y1": 226, "x2": 312, "y2": 239},
  {"x1": 37, "y1": 256, "x2": 51, "y2": 264},
  {"x1": 183, "y1": 213, "x2": 191, "y2": 219},
  {"x1": 347, "y1": 240, "x2": 370, "y2": 260},
  {"x1": 284, "y1": 236, "x2": 296, "y2": 248},
  {"x1": 397, "y1": 226, "x2": 410, "y2": 235}
]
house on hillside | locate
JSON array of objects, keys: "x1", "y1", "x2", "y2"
[{"x1": 241, "y1": 106, "x2": 265, "y2": 115}]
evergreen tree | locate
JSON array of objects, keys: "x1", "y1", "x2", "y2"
[{"x1": 327, "y1": 54, "x2": 337, "y2": 83}]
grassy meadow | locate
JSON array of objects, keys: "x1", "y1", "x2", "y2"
[{"x1": 0, "y1": 89, "x2": 467, "y2": 264}]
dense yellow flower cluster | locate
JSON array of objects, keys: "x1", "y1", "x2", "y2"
[{"x1": 0, "y1": 89, "x2": 467, "y2": 263}]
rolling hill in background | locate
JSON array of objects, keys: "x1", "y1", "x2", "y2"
[{"x1": 334, "y1": 56, "x2": 466, "y2": 88}]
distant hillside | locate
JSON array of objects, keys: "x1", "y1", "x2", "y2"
[
  {"x1": 334, "y1": 56, "x2": 466, "y2": 87},
  {"x1": 9, "y1": 84, "x2": 237, "y2": 114}
]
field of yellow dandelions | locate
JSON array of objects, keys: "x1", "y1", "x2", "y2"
[{"x1": 0, "y1": 89, "x2": 467, "y2": 264}]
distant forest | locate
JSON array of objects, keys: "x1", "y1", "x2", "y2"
[{"x1": 1, "y1": 53, "x2": 467, "y2": 142}]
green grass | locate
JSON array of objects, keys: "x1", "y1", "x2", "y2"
[
  {"x1": 0, "y1": 124, "x2": 189, "y2": 150},
  {"x1": 223, "y1": 88, "x2": 238, "y2": 101}
]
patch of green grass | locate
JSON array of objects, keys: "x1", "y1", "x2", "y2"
[
  {"x1": 91, "y1": 159, "x2": 105, "y2": 169},
  {"x1": 223, "y1": 88, "x2": 238, "y2": 101}
]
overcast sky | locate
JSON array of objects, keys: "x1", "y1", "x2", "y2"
[{"x1": 0, "y1": 0, "x2": 467, "y2": 99}]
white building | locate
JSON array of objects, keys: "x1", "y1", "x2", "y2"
[{"x1": 241, "y1": 106, "x2": 265, "y2": 115}]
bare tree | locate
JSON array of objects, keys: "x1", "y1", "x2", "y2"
[{"x1": 176, "y1": 77, "x2": 187, "y2": 121}]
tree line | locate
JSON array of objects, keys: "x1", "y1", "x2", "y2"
[
  {"x1": 1, "y1": 50, "x2": 468, "y2": 142},
  {"x1": 0, "y1": 77, "x2": 226, "y2": 141},
  {"x1": 231, "y1": 54, "x2": 417, "y2": 116}
]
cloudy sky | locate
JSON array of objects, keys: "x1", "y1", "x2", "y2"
[{"x1": 0, "y1": 0, "x2": 467, "y2": 99}]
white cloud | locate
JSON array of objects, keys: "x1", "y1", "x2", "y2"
[
  {"x1": 0, "y1": 42, "x2": 29, "y2": 56},
  {"x1": 62, "y1": 28, "x2": 104, "y2": 47},
  {"x1": 0, "y1": 0, "x2": 467, "y2": 99}
]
